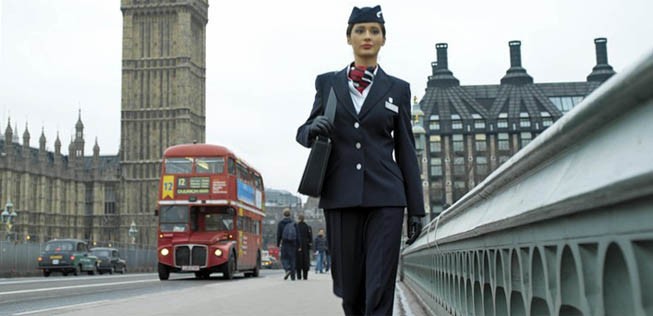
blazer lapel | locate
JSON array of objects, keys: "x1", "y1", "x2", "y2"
[
  {"x1": 332, "y1": 68, "x2": 358, "y2": 119},
  {"x1": 358, "y1": 67, "x2": 394, "y2": 119}
]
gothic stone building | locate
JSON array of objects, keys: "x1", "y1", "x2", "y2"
[
  {"x1": 414, "y1": 38, "x2": 615, "y2": 220},
  {"x1": 0, "y1": 0, "x2": 208, "y2": 247}
]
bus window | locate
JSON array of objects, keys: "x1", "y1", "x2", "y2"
[
  {"x1": 204, "y1": 213, "x2": 234, "y2": 231},
  {"x1": 160, "y1": 205, "x2": 188, "y2": 232},
  {"x1": 196, "y1": 157, "x2": 225, "y2": 174},
  {"x1": 254, "y1": 174, "x2": 263, "y2": 190},
  {"x1": 164, "y1": 158, "x2": 193, "y2": 174},
  {"x1": 253, "y1": 220, "x2": 260, "y2": 235},
  {"x1": 228, "y1": 158, "x2": 236, "y2": 175},
  {"x1": 236, "y1": 163, "x2": 249, "y2": 182}
]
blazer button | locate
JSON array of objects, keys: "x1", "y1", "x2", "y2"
[
  {"x1": 355, "y1": 142, "x2": 361, "y2": 149},
  {"x1": 354, "y1": 122, "x2": 360, "y2": 128},
  {"x1": 356, "y1": 163, "x2": 362, "y2": 170}
]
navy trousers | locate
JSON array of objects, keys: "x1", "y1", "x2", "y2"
[
  {"x1": 281, "y1": 242, "x2": 297, "y2": 280},
  {"x1": 325, "y1": 207, "x2": 404, "y2": 316}
]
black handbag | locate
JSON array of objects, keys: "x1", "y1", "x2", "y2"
[{"x1": 298, "y1": 87, "x2": 337, "y2": 197}]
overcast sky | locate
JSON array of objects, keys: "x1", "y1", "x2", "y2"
[{"x1": 1, "y1": 0, "x2": 652, "y2": 197}]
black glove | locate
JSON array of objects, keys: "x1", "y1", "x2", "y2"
[
  {"x1": 308, "y1": 115, "x2": 334, "y2": 139},
  {"x1": 406, "y1": 216, "x2": 423, "y2": 245}
]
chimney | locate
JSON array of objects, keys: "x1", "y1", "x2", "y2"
[
  {"x1": 587, "y1": 37, "x2": 615, "y2": 82},
  {"x1": 595, "y1": 38, "x2": 608, "y2": 65},
  {"x1": 427, "y1": 43, "x2": 459, "y2": 88},
  {"x1": 436, "y1": 43, "x2": 449, "y2": 70},
  {"x1": 501, "y1": 40, "x2": 533, "y2": 85},
  {"x1": 509, "y1": 41, "x2": 522, "y2": 68}
]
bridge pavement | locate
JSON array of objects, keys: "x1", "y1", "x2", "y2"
[{"x1": 26, "y1": 270, "x2": 428, "y2": 316}]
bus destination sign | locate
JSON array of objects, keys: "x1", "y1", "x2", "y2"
[{"x1": 177, "y1": 177, "x2": 210, "y2": 194}]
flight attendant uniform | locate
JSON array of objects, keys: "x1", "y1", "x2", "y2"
[{"x1": 296, "y1": 29, "x2": 425, "y2": 314}]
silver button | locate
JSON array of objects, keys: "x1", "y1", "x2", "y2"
[
  {"x1": 355, "y1": 142, "x2": 361, "y2": 149},
  {"x1": 354, "y1": 122, "x2": 360, "y2": 128},
  {"x1": 356, "y1": 163, "x2": 362, "y2": 170}
]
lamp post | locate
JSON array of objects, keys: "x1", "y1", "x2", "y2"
[
  {"x1": 1, "y1": 200, "x2": 18, "y2": 241},
  {"x1": 128, "y1": 220, "x2": 138, "y2": 245},
  {"x1": 411, "y1": 98, "x2": 431, "y2": 222}
]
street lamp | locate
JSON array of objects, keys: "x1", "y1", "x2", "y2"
[
  {"x1": 1, "y1": 200, "x2": 18, "y2": 240},
  {"x1": 128, "y1": 220, "x2": 138, "y2": 245}
]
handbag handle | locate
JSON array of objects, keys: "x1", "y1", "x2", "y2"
[{"x1": 324, "y1": 87, "x2": 336, "y2": 124}]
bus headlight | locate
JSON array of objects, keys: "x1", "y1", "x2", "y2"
[
  {"x1": 214, "y1": 249, "x2": 223, "y2": 257},
  {"x1": 160, "y1": 248, "x2": 170, "y2": 256}
]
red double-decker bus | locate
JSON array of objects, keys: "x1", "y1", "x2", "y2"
[{"x1": 156, "y1": 143, "x2": 265, "y2": 280}]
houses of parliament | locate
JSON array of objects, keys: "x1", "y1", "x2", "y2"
[
  {"x1": 0, "y1": 0, "x2": 209, "y2": 247},
  {"x1": 0, "y1": 0, "x2": 616, "y2": 247}
]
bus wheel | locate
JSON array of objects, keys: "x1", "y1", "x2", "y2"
[
  {"x1": 158, "y1": 263, "x2": 170, "y2": 280},
  {"x1": 251, "y1": 252, "x2": 261, "y2": 277},
  {"x1": 222, "y1": 253, "x2": 235, "y2": 280},
  {"x1": 43, "y1": 270, "x2": 51, "y2": 277}
]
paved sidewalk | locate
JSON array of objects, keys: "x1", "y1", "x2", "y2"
[{"x1": 38, "y1": 270, "x2": 428, "y2": 316}]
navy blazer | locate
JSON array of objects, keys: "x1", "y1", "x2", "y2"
[{"x1": 297, "y1": 66, "x2": 425, "y2": 217}]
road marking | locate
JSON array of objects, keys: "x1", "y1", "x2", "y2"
[
  {"x1": 0, "y1": 273, "x2": 153, "y2": 285},
  {"x1": 0, "y1": 279, "x2": 157, "y2": 296},
  {"x1": 13, "y1": 300, "x2": 110, "y2": 315}
]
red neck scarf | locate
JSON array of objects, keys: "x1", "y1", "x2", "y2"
[{"x1": 348, "y1": 64, "x2": 376, "y2": 93}]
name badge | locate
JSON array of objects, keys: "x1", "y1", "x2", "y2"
[{"x1": 385, "y1": 101, "x2": 399, "y2": 113}]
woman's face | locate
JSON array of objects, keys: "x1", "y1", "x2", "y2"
[{"x1": 347, "y1": 22, "x2": 385, "y2": 60}]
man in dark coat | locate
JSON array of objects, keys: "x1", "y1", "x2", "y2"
[
  {"x1": 295, "y1": 214, "x2": 313, "y2": 280},
  {"x1": 276, "y1": 208, "x2": 297, "y2": 280}
]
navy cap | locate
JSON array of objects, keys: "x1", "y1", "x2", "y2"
[{"x1": 348, "y1": 5, "x2": 384, "y2": 25}]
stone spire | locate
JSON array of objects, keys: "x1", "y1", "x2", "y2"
[
  {"x1": 4, "y1": 118, "x2": 12, "y2": 144},
  {"x1": 93, "y1": 137, "x2": 100, "y2": 157},
  {"x1": 76, "y1": 109, "x2": 84, "y2": 131},
  {"x1": 23, "y1": 122, "x2": 30, "y2": 148},
  {"x1": 13, "y1": 123, "x2": 19, "y2": 143},
  {"x1": 500, "y1": 41, "x2": 533, "y2": 85},
  {"x1": 68, "y1": 136, "x2": 75, "y2": 157},
  {"x1": 54, "y1": 132, "x2": 62, "y2": 155},
  {"x1": 74, "y1": 110, "x2": 85, "y2": 157},
  {"x1": 39, "y1": 127, "x2": 46, "y2": 152}
]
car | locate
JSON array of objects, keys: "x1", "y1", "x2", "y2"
[
  {"x1": 37, "y1": 239, "x2": 99, "y2": 277},
  {"x1": 262, "y1": 254, "x2": 281, "y2": 269},
  {"x1": 90, "y1": 247, "x2": 127, "y2": 275}
]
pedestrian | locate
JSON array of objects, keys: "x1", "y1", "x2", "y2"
[
  {"x1": 296, "y1": 5, "x2": 424, "y2": 315},
  {"x1": 314, "y1": 228, "x2": 328, "y2": 273},
  {"x1": 295, "y1": 213, "x2": 313, "y2": 280},
  {"x1": 276, "y1": 208, "x2": 298, "y2": 281}
]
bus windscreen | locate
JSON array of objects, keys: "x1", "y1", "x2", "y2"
[{"x1": 160, "y1": 205, "x2": 188, "y2": 232}]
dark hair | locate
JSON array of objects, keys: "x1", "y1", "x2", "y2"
[{"x1": 346, "y1": 23, "x2": 386, "y2": 37}]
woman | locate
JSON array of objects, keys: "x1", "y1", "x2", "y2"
[{"x1": 296, "y1": 5, "x2": 424, "y2": 315}]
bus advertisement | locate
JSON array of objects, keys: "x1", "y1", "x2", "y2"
[{"x1": 156, "y1": 143, "x2": 265, "y2": 280}]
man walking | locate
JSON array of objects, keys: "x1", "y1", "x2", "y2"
[
  {"x1": 295, "y1": 214, "x2": 313, "y2": 280},
  {"x1": 276, "y1": 208, "x2": 298, "y2": 280}
]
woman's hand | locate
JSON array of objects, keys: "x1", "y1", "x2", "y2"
[
  {"x1": 406, "y1": 216, "x2": 423, "y2": 245},
  {"x1": 308, "y1": 115, "x2": 334, "y2": 139}
]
